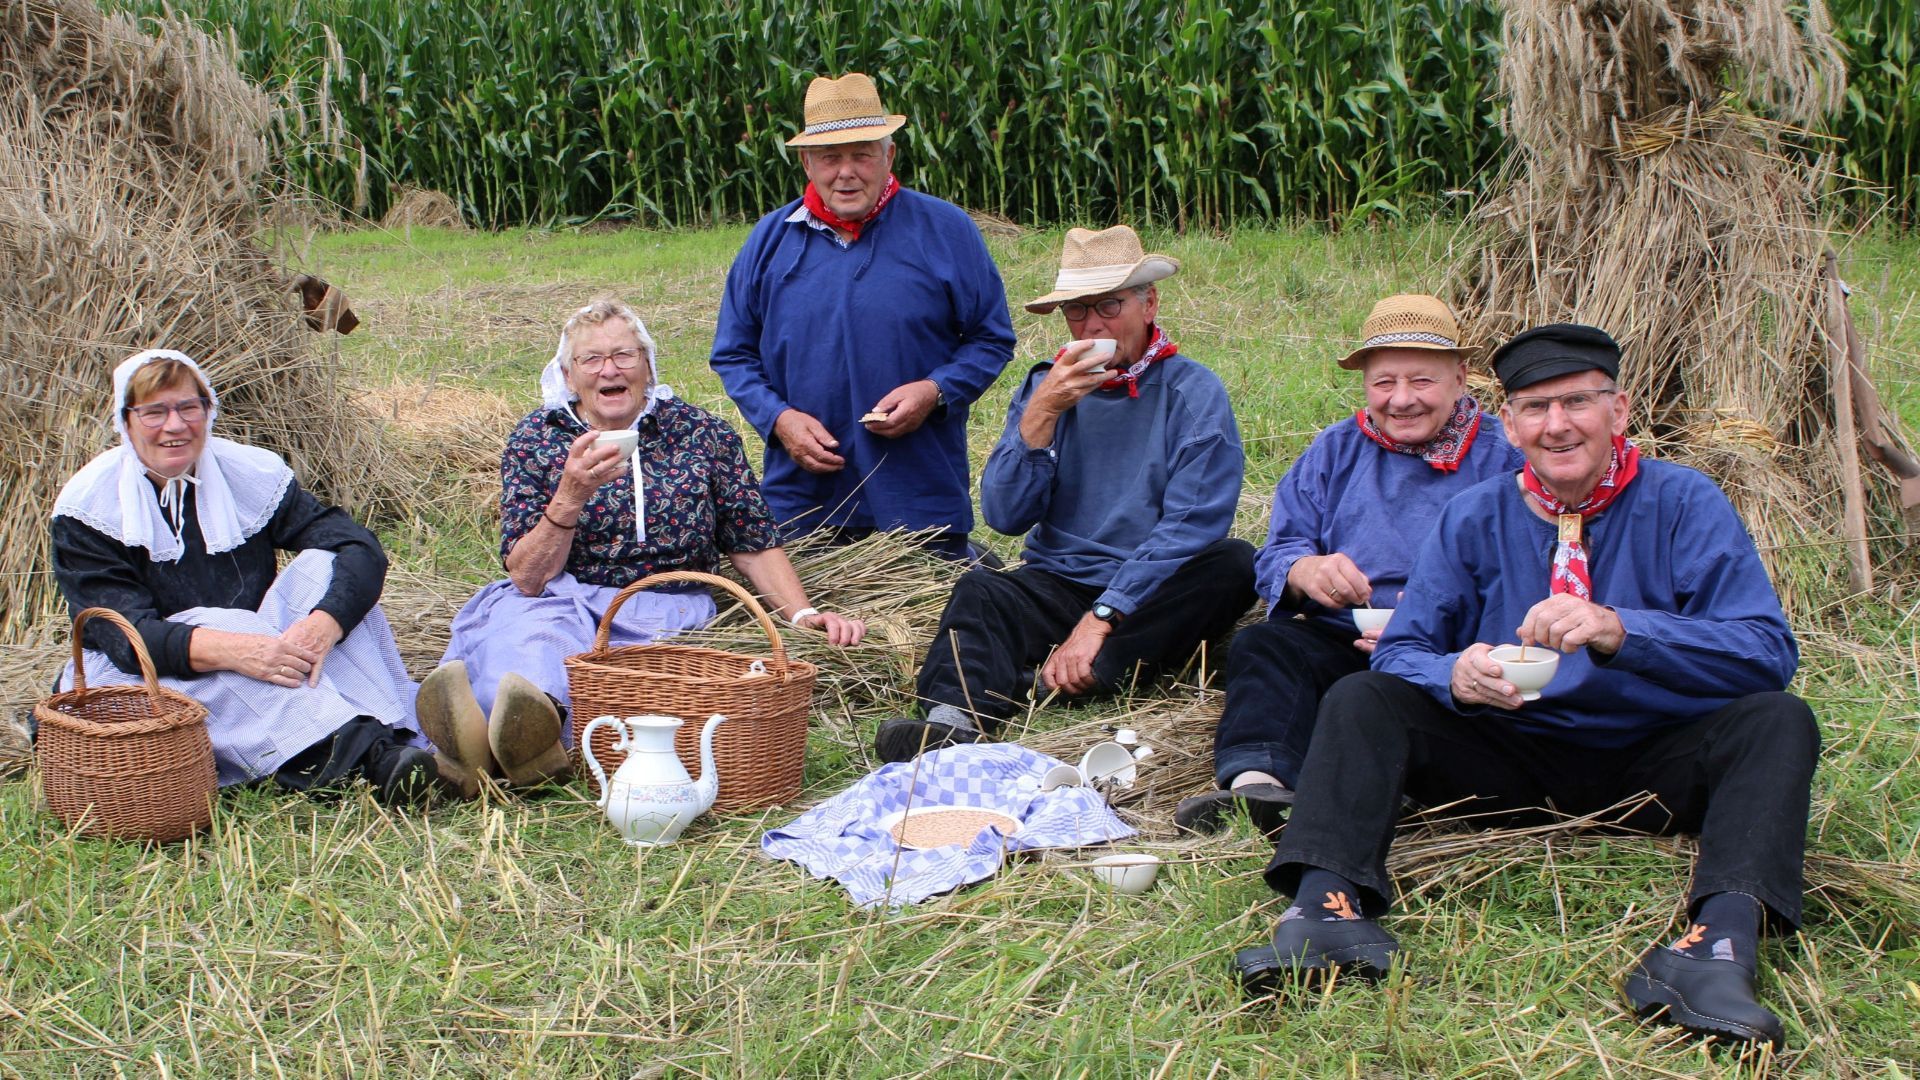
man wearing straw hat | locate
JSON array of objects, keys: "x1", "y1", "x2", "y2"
[
  {"x1": 1238, "y1": 324, "x2": 1814, "y2": 1050},
  {"x1": 711, "y1": 73, "x2": 1015, "y2": 562},
  {"x1": 875, "y1": 226, "x2": 1256, "y2": 762},
  {"x1": 1175, "y1": 295, "x2": 1522, "y2": 836}
]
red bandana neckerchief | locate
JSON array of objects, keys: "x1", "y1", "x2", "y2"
[
  {"x1": 1355, "y1": 395, "x2": 1483, "y2": 472},
  {"x1": 1045, "y1": 324, "x2": 1177, "y2": 399},
  {"x1": 1520, "y1": 435, "x2": 1641, "y2": 600},
  {"x1": 801, "y1": 174, "x2": 900, "y2": 242}
]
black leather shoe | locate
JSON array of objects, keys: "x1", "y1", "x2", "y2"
[
  {"x1": 1235, "y1": 916, "x2": 1400, "y2": 997},
  {"x1": 1623, "y1": 947, "x2": 1785, "y2": 1049},
  {"x1": 874, "y1": 716, "x2": 985, "y2": 763},
  {"x1": 1174, "y1": 783, "x2": 1293, "y2": 837},
  {"x1": 364, "y1": 743, "x2": 437, "y2": 807}
]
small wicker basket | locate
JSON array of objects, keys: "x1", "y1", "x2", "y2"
[
  {"x1": 36, "y1": 607, "x2": 217, "y2": 843},
  {"x1": 564, "y1": 571, "x2": 816, "y2": 811}
]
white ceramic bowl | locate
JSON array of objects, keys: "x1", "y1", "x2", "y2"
[
  {"x1": 1089, "y1": 853, "x2": 1161, "y2": 894},
  {"x1": 1038, "y1": 764, "x2": 1083, "y2": 792},
  {"x1": 1352, "y1": 608, "x2": 1393, "y2": 635},
  {"x1": 595, "y1": 428, "x2": 639, "y2": 457},
  {"x1": 1069, "y1": 337, "x2": 1118, "y2": 362},
  {"x1": 1488, "y1": 645, "x2": 1560, "y2": 701}
]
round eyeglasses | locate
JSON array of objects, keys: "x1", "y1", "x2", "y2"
[
  {"x1": 1060, "y1": 296, "x2": 1129, "y2": 321},
  {"x1": 574, "y1": 348, "x2": 644, "y2": 373}
]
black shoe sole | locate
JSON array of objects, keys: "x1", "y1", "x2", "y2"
[
  {"x1": 1624, "y1": 967, "x2": 1784, "y2": 1049},
  {"x1": 874, "y1": 718, "x2": 984, "y2": 764}
]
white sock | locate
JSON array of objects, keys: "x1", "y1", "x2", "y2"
[{"x1": 1229, "y1": 770, "x2": 1284, "y2": 791}]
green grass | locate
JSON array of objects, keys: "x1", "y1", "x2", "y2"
[{"x1": 3, "y1": 222, "x2": 1917, "y2": 1077}]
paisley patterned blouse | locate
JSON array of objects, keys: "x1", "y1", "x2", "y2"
[{"x1": 498, "y1": 400, "x2": 779, "y2": 586}]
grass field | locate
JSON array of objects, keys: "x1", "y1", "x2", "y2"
[{"x1": 2, "y1": 221, "x2": 1916, "y2": 1078}]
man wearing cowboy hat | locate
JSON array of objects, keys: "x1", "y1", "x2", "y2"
[
  {"x1": 1175, "y1": 294, "x2": 1522, "y2": 835},
  {"x1": 874, "y1": 226, "x2": 1257, "y2": 762},
  {"x1": 1236, "y1": 324, "x2": 1814, "y2": 1051},
  {"x1": 711, "y1": 73, "x2": 1015, "y2": 562}
]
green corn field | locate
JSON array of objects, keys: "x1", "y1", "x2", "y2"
[{"x1": 116, "y1": 0, "x2": 1916, "y2": 229}]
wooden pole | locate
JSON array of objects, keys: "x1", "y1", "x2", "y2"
[{"x1": 1820, "y1": 251, "x2": 1872, "y2": 594}]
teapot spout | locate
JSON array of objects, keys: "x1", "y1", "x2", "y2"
[{"x1": 694, "y1": 713, "x2": 728, "y2": 809}]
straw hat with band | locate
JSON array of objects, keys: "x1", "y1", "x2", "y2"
[
  {"x1": 1025, "y1": 226, "x2": 1180, "y2": 314},
  {"x1": 785, "y1": 73, "x2": 907, "y2": 148},
  {"x1": 1338, "y1": 294, "x2": 1473, "y2": 370}
]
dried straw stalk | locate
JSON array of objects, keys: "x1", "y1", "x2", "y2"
[
  {"x1": 0, "y1": 0, "x2": 388, "y2": 637},
  {"x1": 1452, "y1": 0, "x2": 1915, "y2": 604}
]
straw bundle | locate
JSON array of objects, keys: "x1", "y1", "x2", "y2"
[
  {"x1": 0, "y1": 0, "x2": 386, "y2": 636},
  {"x1": 1453, "y1": 0, "x2": 1917, "y2": 601}
]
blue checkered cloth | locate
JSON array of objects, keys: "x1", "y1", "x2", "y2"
[{"x1": 761, "y1": 743, "x2": 1135, "y2": 908}]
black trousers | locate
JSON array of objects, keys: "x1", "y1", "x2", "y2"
[
  {"x1": 1267, "y1": 671, "x2": 1819, "y2": 929},
  {"x1": 1213, "y1": 615, "x2": 1368, "y2": 787},
  {"x1": 915, "y1": 538, "x2": 1257, "y2": 727}
]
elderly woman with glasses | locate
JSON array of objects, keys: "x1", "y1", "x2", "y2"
[
  {"x1": 50, "y1": 349, "x2": 436, "y2": 805},
  {"x1": 421, "y1": 300, "x2": 864, "y2": 796}
]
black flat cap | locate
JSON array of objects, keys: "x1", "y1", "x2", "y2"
[{"x1": 1490, "y1": 323, "x2": 1621, "y2": 392}]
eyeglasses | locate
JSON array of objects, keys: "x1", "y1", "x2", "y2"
[
  {"x1": 125, "y1": 397, "x2": 211, "y2": 428},
  {"x1": 1061, "y1": 296, "x2": 1128, "y2": 321},
  {"x1": 573, "y1": 348, "x2": 643, "y2": 373},
  {"x1": 1507, "y1": 388, "x2": 1617, "y2": 421}
]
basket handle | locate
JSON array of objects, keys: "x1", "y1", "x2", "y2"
[
  {"x1": 592, "y1": 570, "x2": 789, "y2": 676},
  {"x1": 68, "y1": 607, "x2": 167, "y2": 713}
]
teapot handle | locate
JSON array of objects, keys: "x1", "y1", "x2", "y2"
[{"x1": 580, "y1": 716, "x2": 629, "y2": 807}]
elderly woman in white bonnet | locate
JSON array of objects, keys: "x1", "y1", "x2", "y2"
[
  {"x1": 49, "y1": 349, "x2": 436, "y2": 805},
  {"x1": 422, "y1": 300, "x2": 864, "y2": 797}
]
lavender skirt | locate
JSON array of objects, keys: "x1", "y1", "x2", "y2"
[{"x1": 437, "y1": 573, "x2": 716, "y2": 744}]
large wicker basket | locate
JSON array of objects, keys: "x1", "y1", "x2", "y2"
[
  {"x1": 564, "y1": 571, "x2": 817, "y2": 811},
  {"x1": 36, "y1": 608, "x2": 217, "y2": 842}
]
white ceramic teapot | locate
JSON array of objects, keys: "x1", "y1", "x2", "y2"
[{"x1": 581, "y1": 713, "x2": 727, "y2": 845}]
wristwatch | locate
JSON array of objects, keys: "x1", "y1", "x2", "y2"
[{"x1": 1091, "y1": 603, "x2": 1123, "y2": 626}]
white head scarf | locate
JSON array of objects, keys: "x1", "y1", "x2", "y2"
[
  {"x1": 538, "y1": 301, "x2": 673, "y2": 416},
  {"x1": 51, "y1": 349, "x2": 294, "y2": 562}
]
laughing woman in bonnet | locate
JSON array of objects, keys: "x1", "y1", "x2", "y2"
[
  {"x1": 422, "y1": 300, "x2": 864, "y2": 796},
  {"x1": 49, "y1": 349, "x2": 438, "y2": 805}
]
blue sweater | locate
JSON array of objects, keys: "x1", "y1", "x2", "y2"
[
  {"x1": 982, "y1": 354, "x2": 1244, "y2": 613},
  {"x1": 1374, "y1": 458, "x2": 1799, "y2": 747},
  {"x1": 1255, "y1": 411, "x2": 1523, "y2": 632},
  {"x1": 710, "y1": 189, "x2": 1016, "y2": 535}
]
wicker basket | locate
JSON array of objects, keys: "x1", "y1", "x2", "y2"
[
  {"x1": 36, "y1": 607, "x2": 217, "y2": 843},
  {"x1": 564, "y1": 571, "x2": 816, "y2": 811}
]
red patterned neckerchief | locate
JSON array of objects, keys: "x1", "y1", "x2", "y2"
[
  {"x1": 1521, "y1": 435, "x2": 1641, "y2": 599},
  {"x1": 1044, "y1": 325, "x2": 1177, "y2": 399},
  {"x1": 801, "y1": 174, "x2": 900, "y2": 242},
  {"x1": 1355, "y1": 395, "x2": 1483, "y2": 472}
]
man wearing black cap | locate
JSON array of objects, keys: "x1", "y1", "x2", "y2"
[{"x1": 1235, "y1": 324, "x2": 1817, "y2": 1050}]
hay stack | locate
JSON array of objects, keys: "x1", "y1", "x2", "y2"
[
  {"x1": 0, "y1": 0, "x2": 385, "y2": 636},
  {"x1": 1453, "y1": 0, "x2": 1918, "y2": 602}
]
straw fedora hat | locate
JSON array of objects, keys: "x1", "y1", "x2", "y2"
[
  {"x1": 1338, "y1": 294, "x2": 1472, "y2": 369},
  {"x1": 785, "y1": 73, "x2": 908, "y2": 148},
  {"x1": 1024, "y1": 226, "x2": 1180, "y2": 314}
]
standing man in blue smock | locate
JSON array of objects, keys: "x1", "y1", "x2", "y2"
[
  {"x1": 1237, "y1": 324, "x2": 1816, "y2": 1051},
  {"x1": 1176, "y1": 295, "x2": 1522, "y2": 836},
  {"x1": 875, "y1": 226, "x2": 1257, "y2": 762},
  {"x1": 711, "y1": 73, "x2": 1016, "y2": 562}
]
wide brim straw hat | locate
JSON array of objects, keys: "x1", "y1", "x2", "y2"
[
  {"x1": 1024, "y1": 226, "x2": 1180, "y2": 314},
  {"x1": 1338, "y1": 293, "x2": 1473, "y2": 369},
  {"x1": 785, "y1": 73, "x2": 908, "y2": 147}
]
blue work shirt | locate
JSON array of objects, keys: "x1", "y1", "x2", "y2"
[
  {"x1": 1374, "y1": 458, "x2": 1799, "y2": 747},
  {"x1": 1255, "y1": 411, "x2": 1523, "y2": 633},
  {"x1": 710, "y1": 189, "x2": 1016, "y2": 536},
  {"x1": 981, "y1": 353, "x2": 1243, "y2": 613}
]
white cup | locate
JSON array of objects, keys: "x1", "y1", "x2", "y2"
[
  {"x1": 1071, "y1": 338, "x2": 1118, "y2": 363},
  {"x1": 1352, "y1": 608, "x2": 1393, "y2": 635}
]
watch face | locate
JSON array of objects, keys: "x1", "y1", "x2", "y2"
[{"x1": 1093, "y1": 604, "x2": 1117, "y2": 622}]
